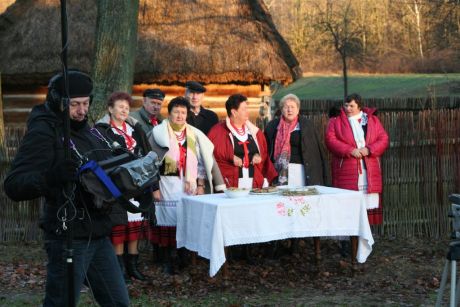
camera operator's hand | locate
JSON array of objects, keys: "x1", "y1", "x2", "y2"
[{"x1": 45, "y1": 159, "x2": 79, "y2": 187}]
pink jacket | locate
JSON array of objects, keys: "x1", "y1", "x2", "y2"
[{"x1": 325, "y1": 107, "x2": 389, "y2": 193}]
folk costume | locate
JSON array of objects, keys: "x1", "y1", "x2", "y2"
[
  {"x1": 207, "y1": 118, "x2": 277, "y2": 189},
  {"x1": 325, "y1": 107, "x2": 389, "y2": 225},
  {"x1": 265, "y1": 115, "x2": 329, "y2": 187},
  {"x1": 147, "y1": 119, "x2": 224, "y2": 247},
  {"x1": 95, "y1": 114, "x2": 151, "y2": 245}
]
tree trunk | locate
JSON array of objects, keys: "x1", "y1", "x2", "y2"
[
  {"x1": 342, "y1": 53, "x2": 348, "y2": 99},
  {"x1": 413, "y1": 0, "x2": 424, "y2": 60},
  {"x1": 90, "y1": 0, "x2": 139, "y2": 123}
]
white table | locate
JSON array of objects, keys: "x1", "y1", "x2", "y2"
[{"x1": 176, "y1": 185, "x2": 374, "y2": 277}]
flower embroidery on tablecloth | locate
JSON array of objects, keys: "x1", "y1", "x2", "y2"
[{"x1": 276, "y1": 196, "x2": 311, "y2": 217}]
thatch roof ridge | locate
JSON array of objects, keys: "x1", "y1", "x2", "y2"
[{"x1": 0, "y1": 0, "x2": 301, "y2": 87}]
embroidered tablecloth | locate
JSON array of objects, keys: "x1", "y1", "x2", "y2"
[{"x1": 176, "y1": 185, "x2": 374, "y2": 277}]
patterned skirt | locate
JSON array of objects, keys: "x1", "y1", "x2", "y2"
[
  {"x1": 367, "y1": 196, "x2": 383, "y2": 225},
  {"x1": 147, "y1": 225, "x2": 177, "y2": 247},
  {"x1": 111, "y1": 221, "x2": 145, "y2": 245}
]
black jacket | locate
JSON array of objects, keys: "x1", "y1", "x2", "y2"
[
  {"x1": 187, "y1": 107, "x2": 219, "y2": 135},
  {"x1": 264, "y1": 116, "x2": 330, "y2": 186},
  {"x1": 94, "y1": 115, "x2": 152, "y2": 226},
  {"x1": 4, "y1": 104, "x2": 114, "y2": 240}
]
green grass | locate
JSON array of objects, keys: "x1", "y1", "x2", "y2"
[{"x1": 273, "y1": 73, "x2": 460, "y2": 100}]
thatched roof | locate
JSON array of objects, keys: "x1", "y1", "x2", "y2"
[{"x1": 0, "y1": 0, "x2": 301, "y2": 87}]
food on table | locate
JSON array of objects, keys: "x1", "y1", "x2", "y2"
[
  {"x1": 227, "y1": 187, "x2": 248, "y2": 191},
  {"x1": 251, "y1": 186, "x2": 278, "y2": 194},
  {"x1": 281, "y1": 187, "x2": 319, "y2": 196}
]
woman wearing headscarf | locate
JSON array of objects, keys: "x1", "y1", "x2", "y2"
[
  {"x1": 207, "y1": 94, "x2": 277, "y2": 189},
  {"x1": 265, "y1": 93, "x2": 329, "y2": 187},
  {"x1": 325, "y1": 93, "x2": 389, "y2": 225},
  {"x1": 95, "y1": 91, "x2": 151, "y2": 281},
  {"x1": 147, "y1": 96, "x2": 225, "y2": 274}
]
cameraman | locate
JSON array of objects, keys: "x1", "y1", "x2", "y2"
[{"x1": 4, "y1": 71, "x2": 129, "y2": 306}]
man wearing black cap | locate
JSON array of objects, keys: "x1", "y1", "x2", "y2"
[
  {"x1": 131, "y1": 88, "x2": 166, "y2": 134},
  {"x1": 185, "y1": 81, "x2": 219, "y2": 135},
  {"x1": 4, "y1": 70, "x2": 130, "y2": 306}
]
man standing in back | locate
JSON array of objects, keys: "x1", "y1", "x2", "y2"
[
  {"x1": 130, "y1": 88, "x2": 165, "y2": 134},
  {"x1": 185, "y1": 81, "x2": 219, "y2": 135}
]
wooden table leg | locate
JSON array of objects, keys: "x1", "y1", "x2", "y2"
[
  {"x1": 313, "y1": 237, "x2": 321, "y2": 265},
  {"x1": 191, "y1": 251, "x2": 197, "y2": 266},
  {"x1": 350, "y1": 236, "x2": 358, "y2": 273}
]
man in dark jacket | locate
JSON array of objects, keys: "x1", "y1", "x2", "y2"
[
  {"x1": 130, "y1": 88, "x2": 165, "y2": 134},
  {"x1": 185, "y1": 81, "x2": 219, "y2": 135},
  {"x1": 4, "y1": 71, "x2": 129, "y2": 306}
]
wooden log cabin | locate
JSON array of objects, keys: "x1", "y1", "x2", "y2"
[{"x1": 0, "y1": 0, "x2": 301, "y2": 127}]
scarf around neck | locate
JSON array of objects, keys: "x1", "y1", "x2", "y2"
[
  {"x1": 163, "y1": 119, "x2": 198, "y2": 190},
  {"x1": 348, "y1": 111, "x2": 367, "y2": 149},
  {"x1": 273, "y1": 115, "x2": 298, "y2": 185}
]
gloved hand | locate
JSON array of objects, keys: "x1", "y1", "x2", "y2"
[{"x1": 45, "y1": 159, "x2": 80, "y2": 188}]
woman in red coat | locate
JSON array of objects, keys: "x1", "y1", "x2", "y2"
[
  {"x1": 325, "y1": 93, "x2": 389, "y2": 225},
  {"x1": 208, "y1": 94, "x2": 277, "y2": 189}
]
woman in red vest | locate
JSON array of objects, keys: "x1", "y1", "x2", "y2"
[
  {"x1": 207, "y1": 94, "x2": 277, "y2": 189},
  {"x1": 325, "y1": 93, "x2": 389, "y2": 225}
]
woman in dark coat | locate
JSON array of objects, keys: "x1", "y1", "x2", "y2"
[
  {"x1": 265, "y1": 93, "x2": 329, "y2": 187},
  {"x1": 95, "y1": 91, "x2": 151, "y2": 281}
]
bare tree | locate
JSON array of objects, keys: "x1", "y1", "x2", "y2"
[
  {"x1": 316, "y1": 0, "x2": 363, "y2": 98},
  {"x1": 406, "y1": 0, "x2": 425, "y2": 60},
  {"x1": 90, "y1": 0, "x2": 139, "y2": 122}
]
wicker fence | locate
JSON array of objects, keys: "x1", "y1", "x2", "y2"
[{"x1": 0, "y1": 98, "x2": 459, "y2": 241}]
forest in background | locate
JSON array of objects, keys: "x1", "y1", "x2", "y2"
[{"x1": 265, "y1": 0, "x2": 460, "y2": 74}]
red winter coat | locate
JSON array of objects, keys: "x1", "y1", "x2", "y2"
[
  {"x1": 325, "y1": 108, "x2": 389, "y2": 193},
  {"x1": 207, "y1": 121, "x2": 277, "y2": 188}
]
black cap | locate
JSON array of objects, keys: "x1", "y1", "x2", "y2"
[
  {"x1": 185, "y1": 81, "x2": 206, "y2": 93},
  {"x1": 143, "y1": 88, "x2": 165, "y2": 100},
  {"x1": 50, "y1": 70, "x2": 93, "y2": 98}
]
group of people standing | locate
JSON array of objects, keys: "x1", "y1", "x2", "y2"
[{"x1": 4, "y1": 70, "x2": 389, "y2": 306}]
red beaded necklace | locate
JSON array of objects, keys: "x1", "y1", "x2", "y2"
[
  {"x1": 175, "y1": 129, "x2": 186, "y2": 142},
  {"x1": 230, "y1": 121, "x2": 246, "y2": 136}
]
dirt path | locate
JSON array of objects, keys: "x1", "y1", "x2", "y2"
[{"x1": 0, "y1": 238, "x2": 450, "y2": 306}]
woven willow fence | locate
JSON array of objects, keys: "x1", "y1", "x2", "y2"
[
  {"x1": 0, "y1": 98, "x2": 459, "y2": 241},
  {"x1": 299, "y1": 98, "x2": 460, "y2": 238}
]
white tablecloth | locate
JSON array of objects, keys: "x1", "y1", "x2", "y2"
[{"x1": 177, "y1": 185, "x2": 374, "y2": 277}]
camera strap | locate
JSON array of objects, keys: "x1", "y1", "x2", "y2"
[{"x1": 78, "y1": 160, "x2": 122, "y2": 198}]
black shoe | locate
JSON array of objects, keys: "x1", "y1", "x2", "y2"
[
  {"x1": 126, "y1": 254, "x2": 146, "y2": 281},
  {"x1": 116, "y1": 255, "x2": 131, "y2": 284},
  {"x1": 152, "y1": 244, "x2": 163, "y2": 264}
]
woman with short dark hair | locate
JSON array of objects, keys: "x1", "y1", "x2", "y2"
[
  {"x1": 208, "y1": 94, "x2": 277, "y2": 189},
  {"x1": 148, "y1": 96, "x2": 225, "y2": 274},
  {"x1": 325, "y1": 93, "x2": 389, "y2": 225}
]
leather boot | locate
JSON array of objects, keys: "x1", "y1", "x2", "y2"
[
  {"x1": 116, "y1": 255, "x2": 130, "y2": 284},
  {"x1": 126, "y1": 254, "x2": 146, "y2": 281},
  {"x1": 152, "y1": 244, "x2": 162, "y2": 264},
  {"x1": 162, "y1": 247, "x2": 176, "y2": 275}
]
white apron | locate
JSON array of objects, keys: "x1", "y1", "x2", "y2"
[{"x1": 155, "y1": 175, "x2": 187, "y2": 226}]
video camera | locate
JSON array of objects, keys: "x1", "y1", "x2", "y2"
[
  {"x1": 79, "y1": 151, "x2": 160, "y2": 214},
  {"x1": 448, "y1": 194, "x2": 460, "y2": 240}
]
